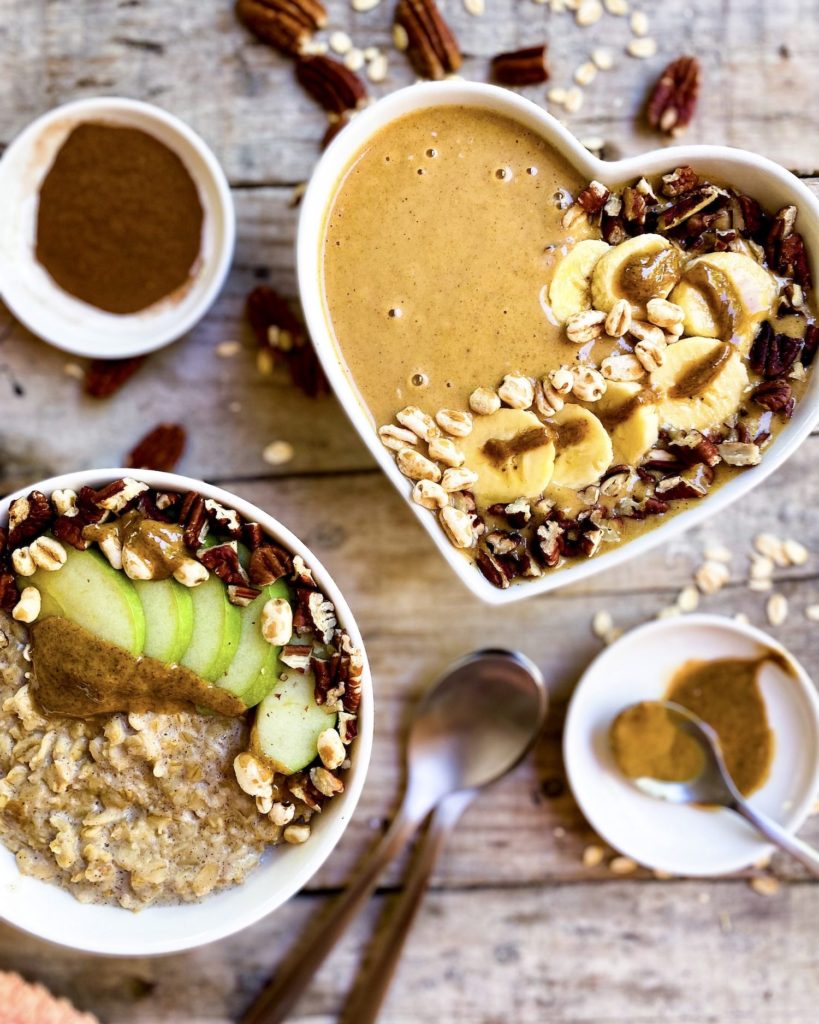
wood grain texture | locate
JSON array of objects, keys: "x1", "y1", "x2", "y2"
[{"x1": 2, "y1": 0, "x2": 819, "y2": 1020}]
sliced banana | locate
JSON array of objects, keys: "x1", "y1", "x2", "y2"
[
  {"x1": 650, "y1": 336, "x2": 749, "y2": 432},
  {"x1": 548, "y1": 239, "x2": 610, "y2": 323},
  {"x1": 593, "y1": 381, "x2": 659, "y2": 465},
  {"x1": 550, "y1": 404, "x2": 613, "y2": 490},
  {"x1": 457, "y1": 408, "x2": 556, "y2": 505},
  {"x1": 591, "y1": 234, "x2": 683, "y2": 315},
  {"x1": 669, "y1": 252, "x2": 777, "y2": 354}
]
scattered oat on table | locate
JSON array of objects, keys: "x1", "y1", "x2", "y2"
[{"x1": 262, "y1": 440, "x2": 295, "y2": 466}]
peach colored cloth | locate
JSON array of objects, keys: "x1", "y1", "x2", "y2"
[{"x1": 0, "y1": 971, "x2": 99, "y2": 1024}]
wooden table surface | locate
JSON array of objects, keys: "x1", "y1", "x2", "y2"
[{"x1": 2, "y1": 0, "x2": 819, "y2": 1020}]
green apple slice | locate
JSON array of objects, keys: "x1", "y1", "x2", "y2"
[
  {"x1": 251, "y1": 670, "x2": 337, "y2": 775},
  {"x1": 216, "y1": 579, "x2": 291, "y2": 708},
  {"x1": 134, "y1": 578, "x2": 194, "y2": 665},
  {"x1": 180, "y1": 573, "x2": 242, "y2": 682},
  {"x1": 27, "y1": 545, "x2": 145, "y2": 655}
]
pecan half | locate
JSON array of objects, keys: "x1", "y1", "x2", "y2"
[
  {"x1": 52, "y1": 514, "x2": 90, "y2": 551},
  {"x1": 476, "y1": 547, "x2": 512, "y2": 589},
  {"x1": 198, "y1": 543, "x2": 248, "y2": 586},
  {"x1": 84, "y1": 356, "x2": 147, "y2": 399},
  {"x1": 249, "y1": 544, "x2": 293, "y2": 585},
  {"x1": 752, "y1": 379, "x2": 795, "y2": 417},
  {"x1": 245, "y1": 285, "x2": 328, "y2": 398},
  {"x1": 178, "y1": 492, "x2": 209, "y2": 550},
  {"x1": 235, "y1": 0, "x2": 327, "y2": 56},
  {"x1": 243, "y1": 522, "x2": 265, "y2": 550},
  {"x1": 803, "y1": 324, "x2": 819, "y2": 366},
  {"x1": 8, "y1": 491, "x2": 52, "y2": 549},
  {"x1": 777, "y1": 232, "x2": 812, "y2": 289},
  {"x1": 395, "y1": 0, "x2": 461, "y2": 80},
  {"x1": 646, "y1": 56, "x2": 700, "y2": 137},
  {"x1": 126, "y1": 423, "x2": 186, "y2": 473},
  {"x1": 749, "y1": 323, "x2": 802, "y2": 378},
  {"x1": 491, "y1": 45, "x2": 549, "y2": 86},
  {"x1": 295, "y1": 54, "x2": 367, "y2": 115}
]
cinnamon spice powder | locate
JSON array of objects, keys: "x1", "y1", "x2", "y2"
[{"x1": 36, "y1": 122, "x2": 204, "y2": 315}]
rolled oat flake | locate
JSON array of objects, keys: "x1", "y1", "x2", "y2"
[{"x1": 35, "y1": 122, "x2": 204, "y2": 315}]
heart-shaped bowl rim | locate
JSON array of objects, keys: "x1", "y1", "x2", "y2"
[
  {"x1": 0, "y1": 468, "x2": 373, "y2": 956},
  {"x1": 298, "y1": 80, "x2": 819, "y2": 606}
]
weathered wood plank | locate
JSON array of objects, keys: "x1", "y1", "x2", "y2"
[{"x1": 1, "y1": 880, "x2": 815, "y2": 1023}]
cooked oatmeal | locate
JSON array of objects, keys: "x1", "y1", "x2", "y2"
[{"x1": 0, "y1": 612, "x2": 299, "y2": 911}]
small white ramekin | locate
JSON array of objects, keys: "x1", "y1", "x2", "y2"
[
  {"x1": 297, "y1": 81, "x2": 819, "y2": 606},
  {"x1": 0, "y1": 98, "x2": 235, "y2": 359},
  {"x1": 0, "y1": 469, "x2": 373, "y2": 956}
]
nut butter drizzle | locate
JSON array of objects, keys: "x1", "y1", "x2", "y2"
[
  {"x1": 669, "y1": 343, "x2": 732, "y2": 399},
  {"x1": 482, "y1": 425, "x2": 552, "y2": 466},
  {"x1": 617, "y1": 248, "x2": 683, "y2": 306}
]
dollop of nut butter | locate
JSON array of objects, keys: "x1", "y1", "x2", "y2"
[
  {"x1": 611, "y1": 652, "x2": 780, "y2": 797},
  {"x1": 683, "y1": 262, "x2": 744, "y2": 341},
  {"x1": 84, "y1": 511, "x2": 189, "y2": 578},
  {"x1": 618, "y1": 248, "x2": 683, "y2": 305},
  {"x1": 30, "y1": 617, "x2": 245, "y2": 719}
]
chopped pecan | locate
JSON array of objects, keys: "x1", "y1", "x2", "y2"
[
  {"x1": 749, "y1": 323, "x2": 802, "y2": 378},
  {"x1": 7, "y1": 491, "x2": 52, "y2": 549},
  {"x1": 84, "y1": 356, "x2": 147, "y2": 398},
  {"x1": 476, "y1": 548, "x2": 512, "y2": 589},
  {"x1": 491, "y1": 45, "x2": 549, "y2": 86},
  {"x1": 249, "y1": 544, "x2": 293, "y2": 585},
  {"x1": 657, "y1": 185, "x2": 720, "y2": 231},
  {"x1": 281, "y1": 644, "x2": 313, "y2": 671},
  {"x1": 306, "y1": 590, "x2": 337, "y2": 643},
  {"x1": 622, "y1": 186, "x2": 647, "y2": 228},
  {"x1": 576, "y1": 180, "x2": 610, "y2": 215},
  {"x1": 661, "y1": 165, "x2": 699, "y2": 198},
  {"x1": 287, "y1": 773, "x2": 324, "y2": 812},
  {"x1": 626, "y1": 496, "x2": 670, "y2": 519},
  {"x1": 667, "y1": 431, "x2": 721, "y2": 468},
  {"x1": 646, "y1": 56, "x2": 700, "y2": 137},
  {"x1": 0, "y1": 573, "x2": 17, "y2": 614},
  {"x1": 803, "y1": 324, "x2": 819, "y2": 366},
  {"x1": 642, "y1": 448, "x2": 683, "y2": 472},
  {"x1": 342, "y1": 666, "x2": 361, "y2": 713},
  {"x1": 243, "y1": 522, "x2": 265, "y2": 550},
  {"x1": 227, "y1": 584, "x2": 262, "y2": 607},
  {"x1": 245, "y1": 285, "x2": 328, "y2": 398},
  {"x1": 312, "y1": 652, "x2": 343, "y2": 705},
  {"x1": 777, "y1": 232, "x2": 812, "y2": 289},
  {"x1": 536, "y1": 521, "x2": 564, "y2": 568},
  {"x1": 0, "y1": 527, "x2": 6, "y2": 557},
  {"x1": 736, "y1": 194, "x2": 766, "y2": 240},
  {"x1": 655, "y1": 463, "x2": 714, "y2": 500},
  {"x1": 178, "y1": 492, "x2": 209, "y2": 550},
  {"x1": 202, "y1": 499, "x2": 243, "y2": 539},
  {"x1": 601, "y1": 213, "x2": 629, "y2": 245},
  {"x1": 235, "y1": 0, "x2": 327, "y2": 56},
  {"x1": 395, "y1": 0, "x2": 461, "y2": 80},
  {"x1": 295, "y1": 54, "x2": 367, "y2": 115},
  {"x1": 752, "y1": 379, "x2": 795, "y2": 417},
  {"x1": 52, "y1": 514, "x2": 90, "y2": 551},
  {"x1": 126, "y1": 423, "x2": 186, "y2": 473},
  {"x1": 198, "y1": 543, "x2": 248, "y2": 586},
  {"x1": 75, "y1": 486, "x2": 107, "y2": 525}
]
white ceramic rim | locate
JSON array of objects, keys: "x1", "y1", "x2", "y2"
[
  {"x1": 0, "y1": 468, "x2": 374, "y2": 956},
  {"x1": 0, "y1": 98, "x2": 236, "y2": 359},
  {"x1": 297, "y1": 80, "x2": 819, "y2": 606},
  {"x1": 562, "y1": 613, "x2": 819, "y2": 875}
]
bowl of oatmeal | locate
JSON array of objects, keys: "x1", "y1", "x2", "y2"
[
  {"x1": 298, "y1": 81, "x2": 819, "y2": 604},
  {"x1": 0, "y1": 468, "x2": 373, "y2": 955}
]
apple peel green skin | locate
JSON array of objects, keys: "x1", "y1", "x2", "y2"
[
  {"x1": 134, "y1": 577, "x2": 194, "y2": 665},
  {"x1": 180, "y1": 573, "x2": 242, "y2": 682}
]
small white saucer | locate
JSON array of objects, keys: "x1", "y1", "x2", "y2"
[
  {"x1": 564, "y1": 614, "x2": 819, "y2": 876},
  {"x1": 0, "y1": 97, "x2": 235, "y2": 359}
]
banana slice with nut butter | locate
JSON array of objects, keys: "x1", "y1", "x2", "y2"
[
  {"x1": 550, "y1": 404, "x2": 613, "y2": 490},
  {"x1": 591, "y1": 234, "x2": 683, "y2": 316},
  {"x1": 548, "y1": 239, "x2": 610, "y2": 323},
  {"x1": 669, "y1": 252, "x2": 777, "y2": 354},
  {"x1": 650, "y1": 336, "x2": 749, "y2": 432},
  {"x1": 457, "y1": 408, "x2": 556, "y2": 505},
  {"x1": 593, "y1": 381, "x2": 660, "y2": 466}
]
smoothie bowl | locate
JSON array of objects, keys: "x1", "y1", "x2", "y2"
[
  {"x1": 298, "y1": 81, "x2": 819, "y2": 605},
  {"x1": 0, "y1": 469, "x2": 372, "y2": 955}
]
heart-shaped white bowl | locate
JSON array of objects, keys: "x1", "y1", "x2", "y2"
[
  {"x1": 298, "y1": 81, "x2": 819, "y2": 606},
  {"x1": 0, "y1": 469, "x2": 373, "y2": 956}
]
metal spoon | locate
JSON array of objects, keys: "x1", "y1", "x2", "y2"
[
  {"x1": 625, "y1": 701, "x2": 819, "y2": 876},
  {"x1": 242, "y1": 649, "x2": 548, "y2": 1024}
]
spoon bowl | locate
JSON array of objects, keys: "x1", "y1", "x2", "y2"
[{"x1": 406, "y1": 649, "x2": 548, "y2": 810}]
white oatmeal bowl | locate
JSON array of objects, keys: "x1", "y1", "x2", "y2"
[
  {"x1": 298, "y1": 81, "x2": 819, "y2": 605},
  {"x1": 0, "y1": 468, "x2": 373, "y2": 956}
]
